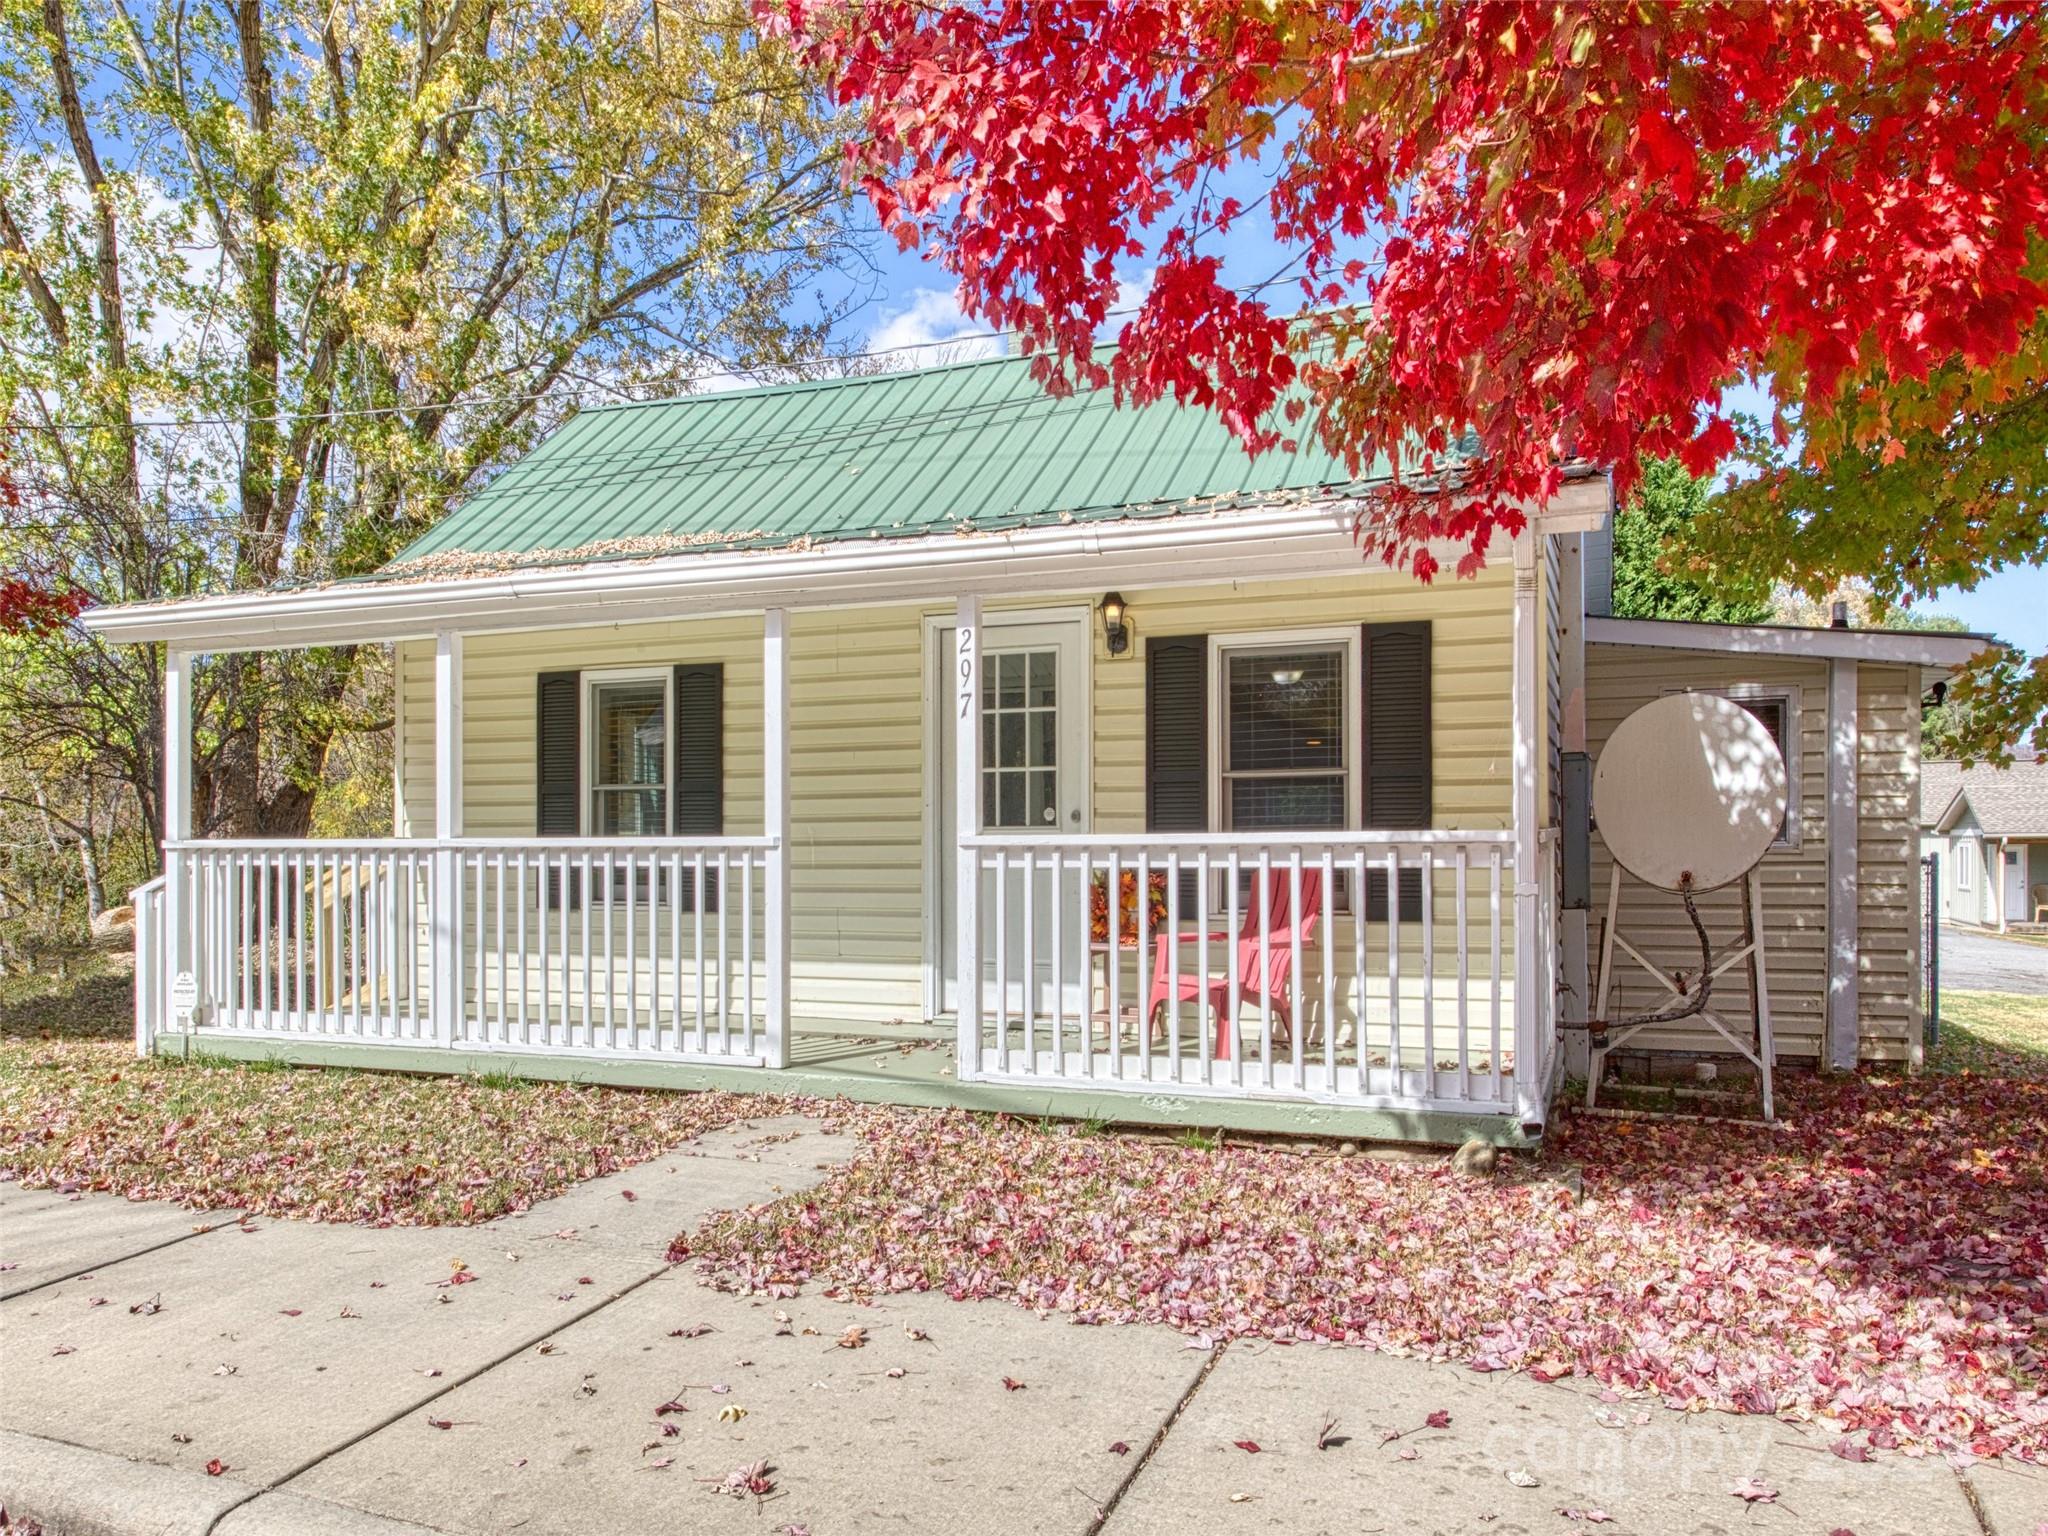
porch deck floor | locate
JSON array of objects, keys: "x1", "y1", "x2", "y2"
[{"x1": 162, "y1": 1019, "x2": 1536, "y2": 1148}]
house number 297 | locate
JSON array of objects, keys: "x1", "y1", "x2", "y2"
[{"x1": 957, "y1": 626, "x2": 976, "y2": 718}]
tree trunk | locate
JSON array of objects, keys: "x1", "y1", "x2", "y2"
[{"x1": 78, "y1": 824, "x2": 106, "y2": 920}]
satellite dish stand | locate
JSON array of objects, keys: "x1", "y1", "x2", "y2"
[{"x1": 1589, "y1": 863, "x2": 1776, "y2": 1120}]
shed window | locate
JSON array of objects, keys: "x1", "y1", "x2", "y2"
[
  {"x1": 1676, "y1": 686, "x2": 1801, "y2": 850},
  {"x1": 588, "y1": 674, "x2": 669, "y2": 835},
  {"x1": 1958, "y1": 844, "x2": 1971, "y2": 890}
]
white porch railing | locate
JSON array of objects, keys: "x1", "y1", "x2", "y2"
[
  {"x1": 157, "y1": 836, "x2": 782, "y2": 1066},
  {"x1": 957, "y1": 831, "x2": 1538, "y2": 1113},
  {"x1": 449, "y1": 838, "x2": 777, "y2": 1062},
  {"x1": 132, "y1": 874, "x2": 166, "y2": 1058},
  {"x1": 137, "y1": 824, "x2": 1558, "y2": 1122}
]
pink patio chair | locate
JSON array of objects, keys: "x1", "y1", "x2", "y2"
[{"x1": 1145, "y1": 867, "x2": 1323, "y2": 1060}]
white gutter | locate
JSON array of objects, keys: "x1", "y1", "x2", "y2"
[
  {"x1": 1586, "y1": 615, "x2": 1996, "y2": 669},
  {"x1": 82, "y1": 481, "x2": 1612, "y2": 652}
]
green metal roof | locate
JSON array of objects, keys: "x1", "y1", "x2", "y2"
[{"x1": 385, "y1": 350, "x2": 1389, "y2": 575}]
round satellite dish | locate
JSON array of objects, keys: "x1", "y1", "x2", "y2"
[{"x1": 1594, "y1": 693, "x2": 1788, "y2": 893}]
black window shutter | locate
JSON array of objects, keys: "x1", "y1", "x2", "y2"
[
  {"x1": 536, "y1": 670, "x2": 581, "y2": 908},
  {"x1": 1361, "y1": 621, "x2": 1432, "y2": 922},
  {"x1": 673, "y1": 663, "x2": 723, "y2": 911},
  {"x1": 1145, "y1": 634, "x2": 1208, "y2": 908}
]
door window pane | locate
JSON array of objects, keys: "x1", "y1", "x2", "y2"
[{"x1": 981, "y1": 646, "x2": 1057, "y2": 829}]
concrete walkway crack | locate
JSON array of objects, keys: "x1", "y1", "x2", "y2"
[
  {"x1": 1955, "y1": 1466, "x2": 1998, "y2": 1536},
  {"x1": 199, "y1": 1262, "x2": 676, "y2": 1535},
  {"x1": 1083, "y1": 1338, "x2": 1227, "y2": 1536},
  {"x1": 1, "y1": 1214, "x2": 246, "y2": 1302}
]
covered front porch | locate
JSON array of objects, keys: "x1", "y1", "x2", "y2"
[
  {"x1": 103, "y1": 487, "x2": 1589, "y2": 1146},
  {"x1": 128, "y1": 577, "x2": 1556, "y2": 1146}
]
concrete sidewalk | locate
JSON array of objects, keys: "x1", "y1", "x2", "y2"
[{"x1": 3, "y1": 1124, "x2": 2042, "y2": 1536}]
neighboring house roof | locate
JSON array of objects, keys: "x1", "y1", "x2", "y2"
[
  {"x1": 1920, "y1": 760, "x2": 1963, "y2": 828},
  {"x1": 387, "y1": 351, "x2": 1400, "y2": 577},
  {"x1": 1924, "y1": 755, "x2": 2048, "y2": 836}
]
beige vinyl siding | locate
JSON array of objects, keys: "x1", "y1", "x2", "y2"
[
  {"x1": 1585, "y1": 646, "x2": 1921, "y2": 1065},
  {"x1": 1857, "y1": 664, "x2": 1921, "y2": 1060},
  {"x1": 393, "y1": 563, "x2": 1522, "y2": 1031}
]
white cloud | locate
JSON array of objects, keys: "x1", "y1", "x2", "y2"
[
  {"x1": 1110, "y1": 268, "x2": 1155, "y2": 327},
  {"x1": 864, "y1": 288, "x2": 1005, "y2": 367}
]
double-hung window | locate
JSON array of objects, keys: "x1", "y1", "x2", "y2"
[
  {"x1": 587, "y1": 671, "x2": 670, "y2": 836},
  {"x1": 1214, "y1": 632, "x2": 1359, "y2": 833}
]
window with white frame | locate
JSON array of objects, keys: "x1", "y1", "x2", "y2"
[
  {"x1": 1676, "y1": 685, "x2": 1801, "y2": 849},
  {"x1": 586, "y1": 671, "x2": 670, "y2": 835},
  {"x1": 1215, "y1": 634, "x2": 1357, "y2": 832}
]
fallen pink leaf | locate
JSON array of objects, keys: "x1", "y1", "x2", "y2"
[
  {"x1": 1233, "y1": 1439, "x2": 1262, "y2": 1454},
  {"x1": 1729, "y1": 1477, "x2": 1778, "y2": 1504}
]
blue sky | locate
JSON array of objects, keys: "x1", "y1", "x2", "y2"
[{"x1": 826, "y1": 189, "x2": 2042, "y2": 656}]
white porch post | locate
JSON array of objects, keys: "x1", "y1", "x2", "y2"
[
  {"x1": 953, "y1": 596, "x2": 982, "y2": 1079},
  {"x1": 1510, "y1": 532, "x2": 1546, "y2": 1125},
  {"x1": 431, "y1": 629, "x2": 464, "y2": 1045},
  {"x1": 159, "y1": 646, "x2": 193, "y2": 1054},
  {"x1": 1825, "y1": 657, "x2": 1860, "y2": 1069},
  {"x1": 1556, "y1": 532, "x2": 1591, "y2": 1082},
  {"x1": 763, "y1": 608, "x2": 792, "y2": 1067}
]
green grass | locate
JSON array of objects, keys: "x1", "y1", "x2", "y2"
[{"x1": 1930, "y1": 990, "x2": 2048, "y2": 1078}]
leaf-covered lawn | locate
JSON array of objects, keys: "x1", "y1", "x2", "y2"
[
  {"x1": 685, "y1": 994, "x2": 2048, "y2": 1466},
  {"x1": 0, "y1": 1040, "x2": 791, "y2": 1226}
]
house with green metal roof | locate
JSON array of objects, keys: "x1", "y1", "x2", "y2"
[{"x1": 83, "y1": 352, "x2": 1989, "y2": 1142}]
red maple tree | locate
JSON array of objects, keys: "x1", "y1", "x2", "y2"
[
  {"x1": 0, "y1": 440, "x2": 86, "y2": 635},
  {"x1": 788, "y1": 0, "x2": 2048, "y2": 586}
]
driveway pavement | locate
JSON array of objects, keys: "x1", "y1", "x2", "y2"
[
  {"x1": 1942, "y1": 924, "x2": 2048, "y2": 995},
  {"x1": 3, "y1": 1118, "x2": 2042, "y2": 1536}
]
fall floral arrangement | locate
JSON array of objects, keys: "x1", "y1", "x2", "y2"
[{"x1": 1089, "y1": 869, "x2": 1169, "y2": 944}]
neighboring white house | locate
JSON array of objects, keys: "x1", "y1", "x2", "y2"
[
  {"x1": 81, "y1": 353, "x2": 1993, "y2": 1142},
  {"x1": 1921, "y1": 755, "x2": 2048, "y2": 931}
]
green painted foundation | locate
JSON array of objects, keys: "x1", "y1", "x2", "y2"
[{"x1": 151, "y1": 1028, "x2": 1541, "y2": 1149}]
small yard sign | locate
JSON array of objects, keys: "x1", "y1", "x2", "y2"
[{"x1": 170, "y1": 971, "x2": 198, "y2": 1028}]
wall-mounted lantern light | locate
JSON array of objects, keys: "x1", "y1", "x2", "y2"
[{"x1": 1101, "y1": 591, "x2": 1131, "y2": 656}]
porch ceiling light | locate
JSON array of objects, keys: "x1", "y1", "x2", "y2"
[
  {"x1": 1270, "y1": 666, "x2": 1305, "y2": 686},
  {"x1": 1100, "y1": 591, "x2": 1131, "y2": 656}
]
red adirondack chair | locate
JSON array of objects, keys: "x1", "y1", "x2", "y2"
[{"x1": 1145, "y1": 867, "x2": 1323, "y2": 1060}]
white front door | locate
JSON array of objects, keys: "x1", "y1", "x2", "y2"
[
  {"x1": 933, "y1": 614, "x2": 1090, "y2": 1015},
  {"x1": 2001, "y1": 845, "x2": 2025, "y2": 928}
]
